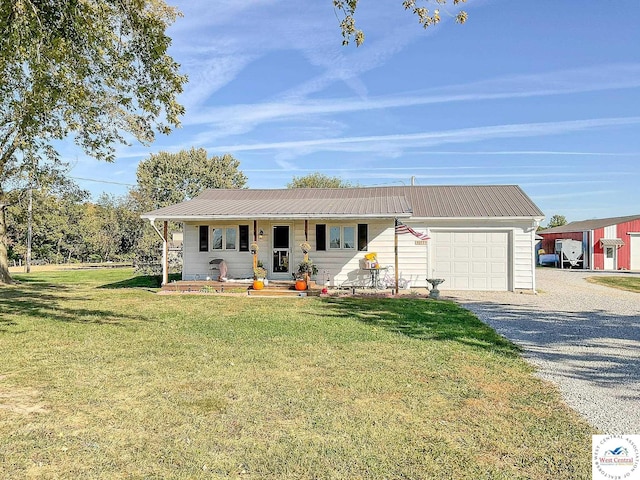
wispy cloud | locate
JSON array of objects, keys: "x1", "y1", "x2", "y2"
[
  {"x1": 182, "y1": 63, "x2": 640, "y2": 143},
  {"x1": 406, "y1": 150, "x2": 640, "y2": 157},
  {"x1": 532, "y1": 190, "x2": 619, "y2": 200},
  {"x1": 211, "y1": 116, "x2": 640, "y2": 154}
]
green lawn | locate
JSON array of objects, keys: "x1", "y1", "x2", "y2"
[
  {"x1": 0, "y1": 269, "x2": 594, "y2": 479},
  {"x1": 586, "y1": 275, "x2": 640, "y2": 293}
]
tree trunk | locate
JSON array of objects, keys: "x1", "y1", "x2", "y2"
[
  {"x1": 26, "y1": 187, "x2": 33, "y2": 273},
  {"x1": 0, "y1": 203, "x2": 13, "y2": 284}
]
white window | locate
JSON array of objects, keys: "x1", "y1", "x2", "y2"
[
  {"x1": 225, "y1": 227, "x2": 236, "y2": 250},
  {"x1": 329, "y1": 226, "x2": 356, "y2": 249},
  {"x1": 212, "y1": 228, "x2": 223, "y2": 250},
  {"x1": 343, "y1": 226, "x2": 355, "y2": 249},
  {"x1": 212, "y1": 227, "x2": 237, "y2": 250},
  {"x1": 330, "y1": 226, "x2": 341, "y2": 249}
]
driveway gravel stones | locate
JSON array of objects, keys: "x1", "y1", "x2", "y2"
[{"x1": 444, "y1": 268, "x2": 640, "y2": 434}]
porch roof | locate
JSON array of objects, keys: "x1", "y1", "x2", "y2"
[
  {"x1": 142, "y1": 191, "x2": 413, "y2": 220},
  {"x1": 599, "y1": 238, "x2": 625, "y2": 247},
  {"x1": 141, "y1": 185, "x2": 543, "y2": 221}
]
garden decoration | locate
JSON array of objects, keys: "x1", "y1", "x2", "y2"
[{"x1": 426, "y1": 278, "x2": 445, "y2": 299}]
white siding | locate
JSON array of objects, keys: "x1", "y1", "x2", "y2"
[
  {"x1": 182, "y1": 218, "x2": 538, "y2": 291},
  {"x1": 309, "y1": 219, "x2": 393, "y2": 287},
  {"x1": 604, "y1": 225, "x2": 617, "y2": 238},
  {"x1": 513, "y1": 228, "x2": 535, "y2": 290},
  {"x1": 182, "y1": 221, "x2": 255, "y2": 280}
]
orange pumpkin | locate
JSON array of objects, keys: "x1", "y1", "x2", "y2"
[
  {"x1": 295, "y1": 280, "x2": 307, "y2": 291},
  {"x1": 253, "y1": 280, "x2": 264, "y2": 290}
]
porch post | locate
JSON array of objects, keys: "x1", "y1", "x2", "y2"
[
  {"x1": 304, "y1": 220, "x2": 308, "y2": 242},
  {"x1": 147, "y1": 218, "x2": 168, "y2": 286},
  {"x1": 394, "y1": 218, "x2": 399, "y2": 295},
  {"x1": 163, "y1": 221, "x2": 169, "y2": 286},
  {"x1": 253, "y1": 220, "x2": 258, "y2": 270}
]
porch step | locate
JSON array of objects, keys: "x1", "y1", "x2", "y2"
[
  {"x1": 247, "y1": 287, "x2": 320, "y2": 297},
  {"x1": 160, "y1": 280, "x2": 320, "y2": 296}
]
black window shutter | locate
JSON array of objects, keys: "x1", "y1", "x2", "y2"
[
  {"x1": 199, "y1": 226, "x2": 209, "y2": 252},
  {"x1": 316, "y1": 224, "x2": 326, "y2": 251},
  {"x1": 239, "y1": 225, "x2": 249, "y2": 251},
  {"x1": 357, "y1": 224, "x2": 368, "y2": 251}
]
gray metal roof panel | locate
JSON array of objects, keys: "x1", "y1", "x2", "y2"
[
  {"x1": 541, "y1": 214, "x2": 640, "y2": 234},
  {"x1": 142, "y1": 190, "x2": 412, "y2": 218},
  {"x1": 141, "y1": 185, "x2": 544, "y2": 220}
]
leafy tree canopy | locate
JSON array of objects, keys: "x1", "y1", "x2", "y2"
[
  {"x1": 287, "y1": 172, "x2": 355, "y2": 189},
  {"x1": 0, "y1": 0, "x2": 186, "y2": 170},
  {"x1": 548, "y1": 214, "x2": 568, "y2": 229},
  {"x1": 334, "y1": 0, "x2": 468, "y2": 46},
  {"x1": 135, "y1": 148, "x2": 248, "y2": 211},
  {"x1": 0, "y1": 0, "x2": 187, "y2": 283}
]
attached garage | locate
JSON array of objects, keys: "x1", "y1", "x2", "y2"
[{"x1": 433, "y1": 231, "x2": 509, "y2": 291}]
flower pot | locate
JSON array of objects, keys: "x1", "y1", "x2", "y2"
[
  {"x1": 253, "y1": 280, "x2": 264, "y2": 290},
  {"x1": 295, "y1": 280, "x2": 307, "y2": 291}
]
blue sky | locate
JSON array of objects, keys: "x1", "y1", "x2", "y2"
[{"x1": 66, "y1": 0, "x2": 640, "y2": 224}]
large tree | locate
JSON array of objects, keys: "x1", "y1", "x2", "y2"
[
  {"x1": 334, "y1": 0, "x2": 468, "y2": 46},
  {"x1": 287, "y1": 172, "x2": 354, "y2": 189},
  {"x1": 547, "y1": 214, "x2": 568, "y2": 229},
  {"x1": 135, "y1": 148, "x2": 247, "y2": 210},
  {"x1": 134, "y1": 148, "x2": 247, "y2": 272},
  {"x1": 0, "y1": 0, "x2": 187, "y2": 283}
]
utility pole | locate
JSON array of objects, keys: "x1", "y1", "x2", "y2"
[
  {"x1": 26, "y1": 184, "x2": 32, "y2": 273},
  {"x1": 25, "y1": 152, "x2": 35, "y2": 273}
]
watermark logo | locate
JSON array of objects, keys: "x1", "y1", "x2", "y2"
[{"x1": 593, "y1": 435, "x2": 640, "y2": 479}]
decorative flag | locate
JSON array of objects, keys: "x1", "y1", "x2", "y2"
[{"x1": 395, "y1": 220, "x2": 430, "y2": 241}]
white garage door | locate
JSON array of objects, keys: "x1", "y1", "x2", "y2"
[
  {"x1": 433, "y1": 231, "x2": 509, "y2": 291},
  {"x1": 631, "y1": 234, "x2": 640, "y2": 271}
]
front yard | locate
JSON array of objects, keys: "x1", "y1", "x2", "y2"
[{"x1": 0, "y1": 269, "x2": 594, "y2": 479}]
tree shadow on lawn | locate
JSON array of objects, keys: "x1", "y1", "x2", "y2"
[
  {"x1": 323, "y1": 296, "x2": 521, "y2": 358},
  {"x1": 98, "y1": 273, "x2": 181, "y2": 290},
  {"x1": 455, "y1": 300, "x2": 640, "y2": 393},
  {"x1": 0, "y1": 284, "x2": 149, "y2": 327}
]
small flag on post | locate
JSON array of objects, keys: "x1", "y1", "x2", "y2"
[{"x1": 395, "y1": 220, "x2": 430, "y2": 241}]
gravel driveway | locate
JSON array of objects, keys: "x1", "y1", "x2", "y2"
[{"x1": 444, "y1": 268, "x2": 640, "y2": 434}]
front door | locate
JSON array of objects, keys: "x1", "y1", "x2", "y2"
[
  {"x1": 604, "y1": 246, "x2": 616, "y2": 270},
  {"x1": 272, "y1": 225, "x2": 290, "y2": 276}
]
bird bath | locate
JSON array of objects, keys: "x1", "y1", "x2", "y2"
[{"x1": 426, "y1": 278, "x2": 445, "y2": 299}]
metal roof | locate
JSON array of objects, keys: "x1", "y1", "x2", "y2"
[
  {"x1": 540, "y1": 214, "x2": 640, "y2": 234},
  {"x1": 141, "y1": 185, "x2": 543, "y2": 220},
  {"x1": 599, "y1": 238, "x2": 625, "y2": 247}
]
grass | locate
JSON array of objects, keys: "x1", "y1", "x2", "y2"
[
  {"x1": 0, "y1": 269, "x2": 594, "y2": 479},
  {"x1": 586, "y1": 275, "x2": 640, "y2": 293}
]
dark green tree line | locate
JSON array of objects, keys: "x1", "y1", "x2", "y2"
[{"x1": 6, "y1": 150, "x2": 247, "y2": 270}]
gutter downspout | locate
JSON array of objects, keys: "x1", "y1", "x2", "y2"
[{"x1": 148, "y1": 218, "x2": 168, "y2": 285}]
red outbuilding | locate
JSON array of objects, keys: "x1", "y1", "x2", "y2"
[{"x1": 539, "y1": 214, "x2": 640, "y2": 271}]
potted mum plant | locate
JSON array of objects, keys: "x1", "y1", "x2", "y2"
[
  {"x1": 294, "y1": 259, "x2": 318, "y2": 290},
  {"x1": 253, "y1": 266, "x2": 267, "y2": 290}
]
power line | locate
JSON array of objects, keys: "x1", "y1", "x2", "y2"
[{"x1": 69, "y1": 176, "x2": 135, "y2": 187}]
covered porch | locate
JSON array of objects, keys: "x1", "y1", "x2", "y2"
[{"x1": 159, "y1": 278, "x2": 323, "y2": 296}]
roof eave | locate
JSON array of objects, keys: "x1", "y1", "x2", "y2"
[
  {"x1": 140, "y1": 213, "x2": 413, "y2": 221},
  {"x1": 409, "y1": 216, "x2": 544, "y2": 221}
]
